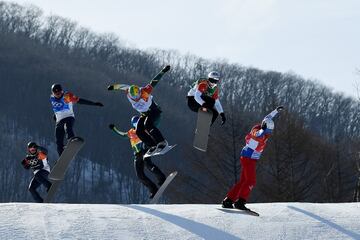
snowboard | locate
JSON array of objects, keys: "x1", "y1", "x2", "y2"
[
  {"x1": 144, "y1": 144, "x2": 177, "y2": 158},
  {"x1": 44, "y1": 180, "x2": 61, "y2": 203},
  {"x1": 193, "y1": 108, "x2": 213, "y2": 152},
  {"x1": 149, "y1": 171, "x2": 177, "y2": 204},
  {"x1": 217, "y1": 207, "x2": 260, "y2": 217},
  {"x1": 44, "y1": 137, "x2": 84, "y2": 203}
]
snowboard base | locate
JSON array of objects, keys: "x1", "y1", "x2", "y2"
[
  {"x1": 44, "y1": 180, "x2": 61, "y2": 203},
  {"x1": 193, "y1": 109, "x2": 212, "y2": 152},
  {"x1": 149, "y1": 171, "x2": 177, "y2": 204},
  {"x1": 217, "y1": 207, "x2": 260, "y2": 216},
  {"x1": 45, "y1": 137, "x2": 84, "y2": 203}
]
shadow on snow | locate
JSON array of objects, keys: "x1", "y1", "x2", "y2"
[
  {"x1": 128, "y1": 205, "x2": 241, "y2": 240},
  {"x1": 288, "y1": 206, "x2": 360, "y2": 240}
]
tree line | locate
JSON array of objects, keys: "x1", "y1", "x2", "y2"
[{"x1": 0, "y1": 1, "x2": 359, "y2": 203}]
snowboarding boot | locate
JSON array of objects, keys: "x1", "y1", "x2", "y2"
[
  {"x1": 222, "y1": 197, "x2": 234, "y2": 209},
  {"x1": 145, "y1": 146, "x2": 157, "y2": 157},
  {"x1": 154, "y1": 140, "x2": 168, "y2": 154},
  {"x1": 234, "y1": 198, "x2": 250, "y2": 211}
]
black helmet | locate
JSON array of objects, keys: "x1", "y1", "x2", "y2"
[
  {"x1": 51, "y1": 83, "x2": 62, "y2": 93},
  {"x1": 27, "y1": 141, "x2": 37, "y2": 149}
]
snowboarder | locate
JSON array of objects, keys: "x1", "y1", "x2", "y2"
[
  {"x1": 222, "y1": 106, "x2": 284, "y2": 211},
  {"x1": 187, "y1": 71, "x2": 226, "y2": 125},
  {"x1": 108, "y1": 65, "x2": 171, "y2": 156},
  {"x1": 50, "y1": 83, "x2": 103, "y2": 156},
  {"x1": 109, "y1": 116, "x2": 166, "y2": 199},
  {"x1": 21, "y1": 142, "x2": 52, "y2": 203}
]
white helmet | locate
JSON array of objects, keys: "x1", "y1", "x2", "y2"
[
  {"x1": 208, "y1": 71, "x2": 220, "y2": 82},
  {"x1": 262, "y1": 118, "x2": 274, "y2": 130}
]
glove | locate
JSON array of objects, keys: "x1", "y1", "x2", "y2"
[
  {"x1": 276, "y1": 106, "x2": 284, "y2": 112},
  {"x1": 109, "y1": 124, "x2": 115, "y2": 130},
  {"x1": 107, "y1": 85, "x2": 115, "y2": 91},
  {"x1": 21, "y1": 158, "x2": 30, "y2": 169},
  {"x1": 261, "y1": 122, "x2": 267, "y2": 130},
  {"x1": 95, "y1": 102, "x2": 104, "y2": 107},
  {"x1": 220, "y1": 113, "x2": 226, "y2": 125},
  {"x1": 162, "y1": 65, "x2": 171, "y2": 73},
  {"x1": 201, "y1": 102, "x2": 213, "y2": 109}
]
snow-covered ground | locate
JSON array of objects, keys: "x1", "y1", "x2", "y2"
[{"x1": 0, "y1": 202, "x2": 359, "y2": 240}]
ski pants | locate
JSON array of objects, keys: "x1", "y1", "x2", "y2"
[
  {"x1": 136, "y1": 105, "x2": 164, "y2": 147},
  {"x1": 134, "y1": 151, "x2": 166, "y2": 195},
  {"x1": 187, "y1": 96, "x2": 219, "y2": 124},
  {"x1": 227, "y1": 156, "x2": 257, "y2": 202},
  {"x1": 55, "y1": 116, "x2": 75, "y2": 156},
  {"x1": 29, "y1": 169, "x2": 52, "y2": 203}
]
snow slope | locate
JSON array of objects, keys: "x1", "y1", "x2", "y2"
[{"x1": 1, "y1": 202, "x2": 359, "y2": 240}]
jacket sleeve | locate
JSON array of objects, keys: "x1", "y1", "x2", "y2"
[
  {"x1": 37, "y1": 152, "x2": 47, "y2": 160},
  {"x1": 64, "y1": 92, "x2": 80, "y2": 103},
  {"x1": 37, "y1": 146, "x2": 48, "y2": 155},
  {"x1": 263, "y1": 109, "x2": 279, "y2": 121},
  {"x1": 77, "y1": 98, "x2": 99, "y2": 106},
  {"x1": 254, "y1": 129, "x2": 266, "y2": 138},
  {"x1": 194, "y1": 81, "x2": 207, "y2": 105},
  {"x1": 111, "y1": 126, "x2": 129, "y2": 138},
  {"x1": 149, "y1": 66, "x2": 170, "y2": 88},
  {"x1": 194, "y1": 90, "x2": 205, "y2": 105},
  {"x1": 214, "y1": 99, "x2": 224, "y2": 113}
]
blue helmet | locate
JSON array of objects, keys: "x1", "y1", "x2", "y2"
[{"x1": 131, "y1": 116, "x2": 140, "y2": 128}]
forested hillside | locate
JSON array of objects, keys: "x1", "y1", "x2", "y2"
[{"x1": 0, "y1": 2, "x2": 359, "y2": 204}]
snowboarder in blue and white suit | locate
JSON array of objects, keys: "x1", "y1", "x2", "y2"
[{"x1": 50, "y1": 83, "x2": 104, "y2": 155}]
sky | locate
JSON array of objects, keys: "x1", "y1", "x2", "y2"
[{"x1": 11, "y1": 0, "x2": 360, "y2": 97}]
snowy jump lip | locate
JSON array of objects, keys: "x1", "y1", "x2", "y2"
[{"x1": 1, "y1": 202, "x2": 359, "y2": 240}]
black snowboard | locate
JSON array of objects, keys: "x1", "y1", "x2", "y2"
[
  {"x1": 217, "y1": 207, "x2": 260, "y2": 216},
  {"x1": 193, "y1": 109, "x2": 213, "y2": 152},
  {"x1": 149, "y1": 171, "x2": 177, "y2": 204},
  {"x1": 44, "y1": 137, "x2": 84, "y2": 203}
]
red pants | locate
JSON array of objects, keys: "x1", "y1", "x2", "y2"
[{"x1": 227, "y1": 156, "x2": 257, "y2": 202}]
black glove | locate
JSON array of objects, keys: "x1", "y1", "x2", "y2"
[
  {"x1": 21, "y1": 158, "x2": 30, "y2": 169},
  {"x1": 109, "y1": 124, "x2": 115, "y2": 130},
  {"x1": 261, "y1": 122, "x2": 267, "y2": 130},
  {"x1": 95, "y1": 102, "x2": 104, "y2": 107},
  {"x1": 162, "y1": 65, "x2": 171, "y2": 73},
  {"x1": 220, "y1": 113, "x2": 226, "y2": 125},
  {"x1": 276, "y1": 106, "x2": 284, "y2": 112},
  {"x1": 107, "y1": 85, "x2": 114, "y2": 91},
  {"x1": 201, "y1": 102, "x2": 213, "y2": 109}
]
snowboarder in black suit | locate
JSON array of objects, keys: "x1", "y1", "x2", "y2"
[
  {"x1": 21, "y1": 142, "x2": 52, "y2": 203},
  {"x1": 109, "y1": 116, "x2": 166, "y2": 199}
]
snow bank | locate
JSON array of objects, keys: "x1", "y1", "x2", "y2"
[{"x1": 0, "y1": 202, "x2": 359, "y2": 240}]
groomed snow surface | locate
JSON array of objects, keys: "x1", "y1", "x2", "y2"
[{"x1": 1, "y1": 202, "x2": 359, "y2": 240}]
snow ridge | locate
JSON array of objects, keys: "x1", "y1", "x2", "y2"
[{"x1": 0, "y1": 202, "x2": 359, "y2": 240}]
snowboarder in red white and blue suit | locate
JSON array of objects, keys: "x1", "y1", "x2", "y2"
[
  {"x1": 50, "y1": 83, "x2": 104, "y2": 156},
  {"x1": 222, "y1": 106, "x2": 284, "y2": 210}
]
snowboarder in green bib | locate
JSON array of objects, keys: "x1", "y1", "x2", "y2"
[
  {"x1": 109, "y1": 65, "x2": 171, "y2": 157},
  {"x1": 109, "y1": 116, "x2": 166, "y2": 199},
  {"x1": 187, "y1": 71, "x2": 226, "y2": 125}
]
